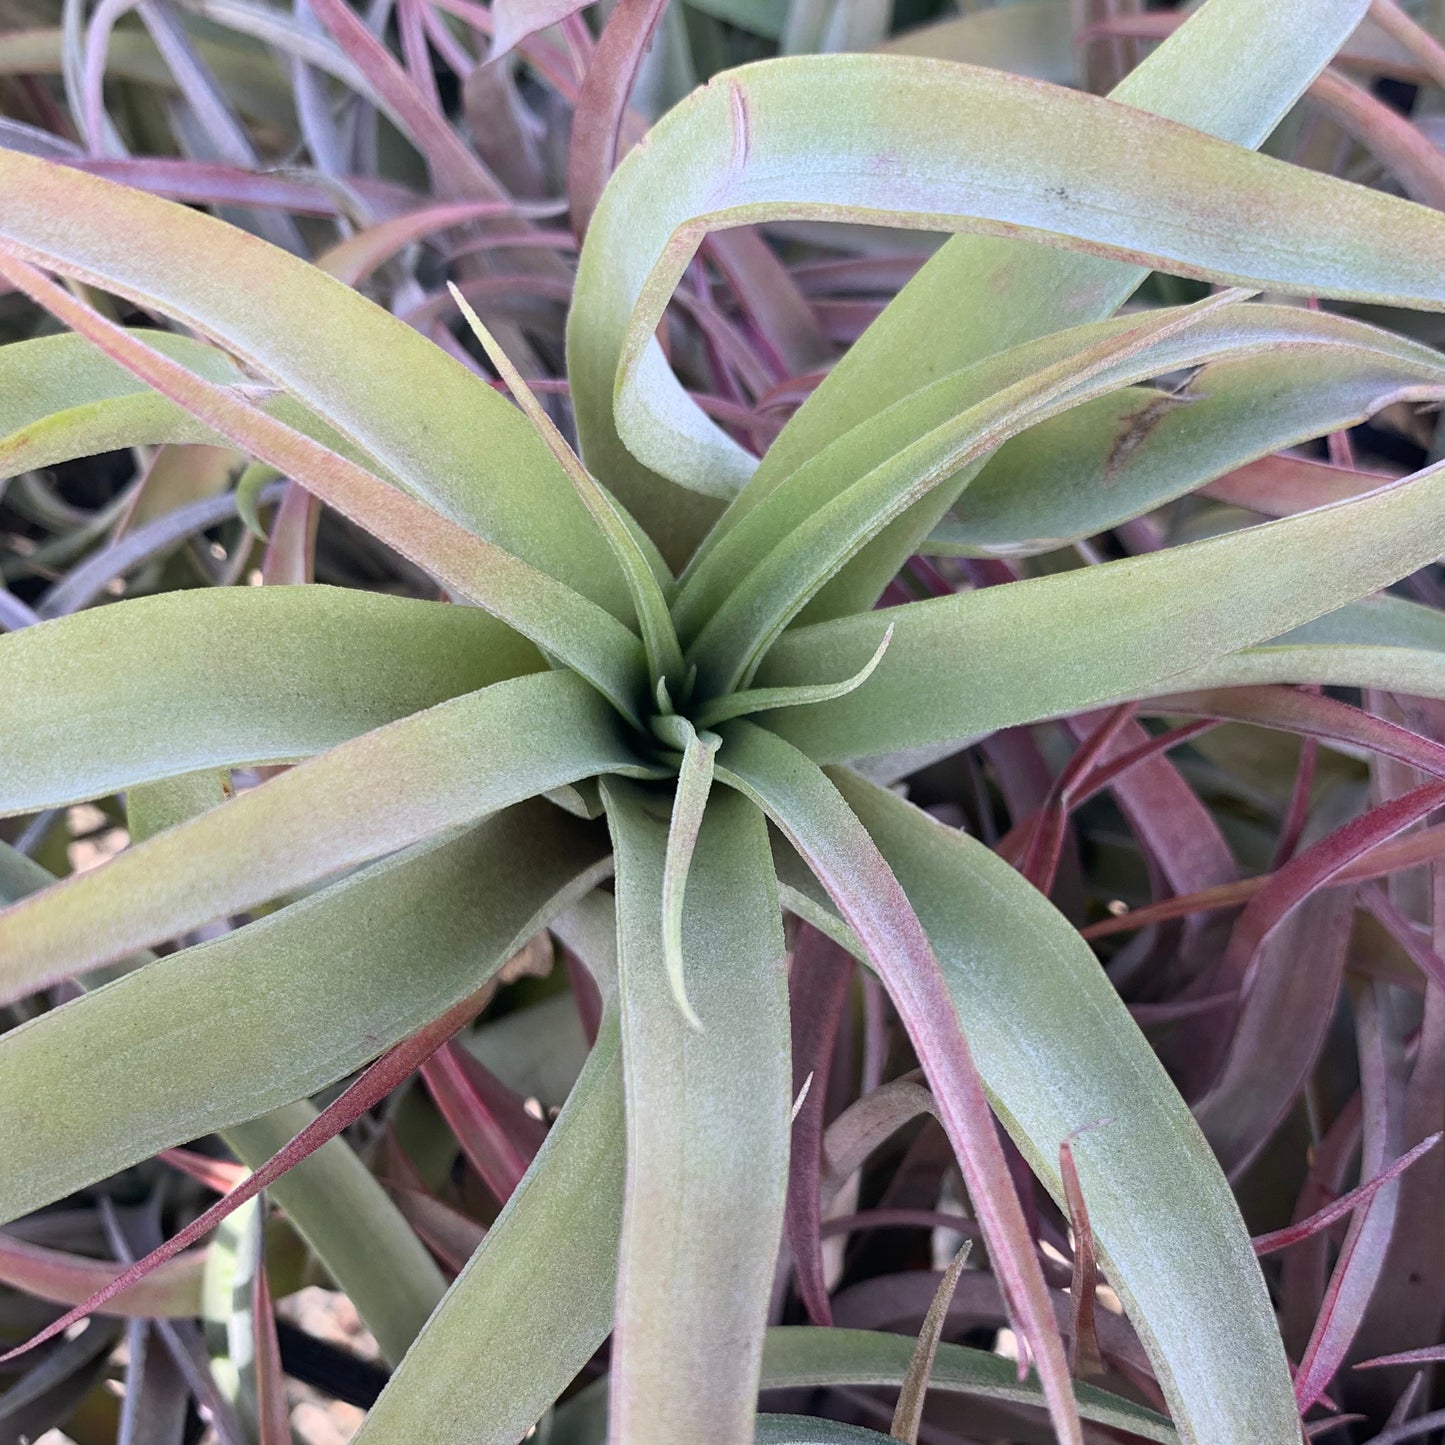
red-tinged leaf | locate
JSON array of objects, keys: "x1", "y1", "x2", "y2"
[
  {"x1": 1083, "y1": 818, "x2": 1445, "y2": 941},
  {"x1": 786, "y1": 925, "x2": 855, "y2": 1327},
  {"x1": 1357, "y1": 1345, "x2": 1445, "y2": 1371},
  {"x1": 1202, "y1": 453, "x2": 1400, "y2": 517},
  {"x1": 1295, "y1": 984, "x2": 1407, "y2": 1411},
  {"x1": 318, "y1": 200, "x2": 557, "y2": 286},
  {"x1": 251, "y1": 1240, "x2": 290, "y2": 1445},
  {"x1": 1310, "y1": 67, "x2": 1445, "y2": 209},
  {"x1": 1216, "y1": 779, "x2": 1445, "y2": 1003},
  {"x1": 1161, "y1": 686, "x2": 1445, "y2": 780},
  {"x1": 705, "y1": 230, "x2": 831, "y2": 382},
  {"x1": 829, "y1": 1266, "x2": 1157, "y2": 1390},
  {"x1": 420, "y1": 1041, "x2": 547, "y2": 1206},
  {"x1": 1060, "y1": 1130, "x2": 1104, "y2": 1380},
  {"x1": 490, "y1": 0, "x2": 593, "y2": 60},
  {"x1": 160, "y1": 1149, "x2": 246, "y2": 1194},
  {"x1": 1361, "y1": 887, "x2": 1445, "y2": 993},
  {"x1": 0, "y1": 983, "x2": 491, "y2": 1363},
  {"x1": 1015, "y1": 706, "x2": 1135, "y2": 893},
  {"x1": 54, "y1": 157, "x2": 404, "y2": 214},
  {"x1": 0, "y1": 1233, "x2": 205, "y2": 1317},
  {"x1": 715, "y1": 721, "x2": 1083, "y2": 1445},
  {"x1": 1254, "y1": 1134, "x2": 1443, "y2": 1256},
  {"x1": 1356, "y1": 1410, "x2": 1445, "y2": 1444},
  {"x1": 566, "y1": 0, "x2": 667, "y2": 237},
  {"x1": 1349, "y1": 939, "x2": 1445, "y2": 1410},
  {"x1": 1194, "y1": 885, "x2": 1356, "y2": 1176},
  {"x1": 305, "y1": 0, "x2": 504, "y2": 202},
  {"x1": 386, "y1": 1183, "x2": 488, "y2": 1275},
  {"x1": 1365, "y1": 0, "x2": 1445, "y2": 89},
  {"x1": 260, "y1": 482, "x2": 319, "y2": 586}
]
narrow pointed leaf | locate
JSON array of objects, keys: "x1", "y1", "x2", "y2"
[
  {"x1": 659, "y1": 724, "x2": 721, "y2": 1029},
  {"x1": 758, "y1": 1328, "x2": 1176, "y2": 1443},
  {"x1": 891, "y1": 1243, "x2": 971, "y2": 1443}
]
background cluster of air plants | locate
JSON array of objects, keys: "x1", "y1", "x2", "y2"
[{"x1": 10, "y1": 1, "x2": 1445, "y2": 1443}]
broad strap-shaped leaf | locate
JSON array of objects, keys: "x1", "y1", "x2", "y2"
[
  {"x1": 748, "y1": 0, "x2": 1368, "y2": 538},
  {"x1": 713, "y1": 722, "x2": 1082, "y2": 1445},
  {"x1": 601, "y1": 779, "x2": 791, "y2": 1445},
  {"x1": 675, "y1": 302, "x2": 1445, "y2": 641},
  {"x1": 0, "y1": 330, "x2": 243, "y2": 477},
  {"x1": 0, "y1": 668, "x2": 647, "y2": 996},
  {"x1": 571, "y1": 15, "x2": 1445, "y2": 528},
  {"x1": 755, "y1": 456, "x2": 1445, "y2": 763},
  {"x1": 925, "y1": 343, "x2": 1445, "y2": 557},
  {"x1": 1160, "y1": 595, "x2": 1445, "y2": 699},
  {"x1": 831, "y1": 770, "x2": 1297, "y2": 1445},
  {"x1": 762, "y1": 1327, "x2": 1175, "y2": 1441},
  {"x1": 0, "y1": 149, "x2": 633, "y2": 620},
  {"x1": 684, "y1": 298, "x2": 1445, "y2": 693},
  {"x1": 0, "y1": 801, "x2": 610, "y2": 1227},
  {"x1": 355, "y1": 989, "x2": 626, "y2": 1444},
  {"x1": 0, "y1": 587, "x2": 541, "y2": 814},
  {"x1": 0, "y1": 259, "x2": 647, "y2": 719},
  {"x1": 0, "y1": 330, "x2": 426, "y2": 489}
]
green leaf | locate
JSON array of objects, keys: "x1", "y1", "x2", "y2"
[
  {"x1": 449, "y1": 284, "x2": 686, "y2": 692},
  {"x1": 754, "y1": 1420, "x2": 891, "y2": 1445},
  {"x1": 659, "y1": 723, "x2": 721, "y2": 1029},
  {"x1": 1160, "y1": 594, "x2": 1445, "y2": 699},
  {"x1": 602, "y1": 780, "x2": 791, "y2": 1445},
  {"x1": 571, "y1": 7, "x2": 1445, "y2": 538},
  {"x1": 0, "y1": 150, "x2": 634, "y2": 621},
  {"x1": 0, "y1": 330, "x2": 243, "y2": 478},
  {"x1": 833, "y1": 771, "x2": 1297, "y2": 1445},
  {"x1": 0, "y1": 263, "x2": 648, "y2": 721},
  {"x1": 924, "y1": 343, "x2": 1445, "y2": 558},
  {"x1": 714, "y1": 722, "x2": 1082, "y2": 1445},
  {"x1": 882, "y1": 0, "x2": 1075, "y2": 85},
  {"x1": 0, "y1": 801, "x2": 610, "y2": 1228},
  {"x1": 752, "y1": 0, "x2": 1370, "y2": 613},
  {"x1": 0, "y1": 331, "x2": 419, "y2": 494},
  {"x1": 0, "y1": 669, "x2": 645, "y2": 999},
  {"x1": 0, "y1": 586, "x2": 542, "y2": 815},
  {"x1": 690, "y1": 294, "x2": 1445, "y2": 692},
  {"x1": 760, "y1": 1327, "x2": 1176, "y2": 1443},
  {"x1": 356, "y1": 993, "x2": 627, "y2": 1444},
  {"x1": 684, "y1": 299, "x2": 1414, "y2": 636},
  {"x1": 755, "y1": 454, "x2": 1445, "y2": 764},
  {"x1": 691, "y1": 623, "x2": 893, "y2": 729}
]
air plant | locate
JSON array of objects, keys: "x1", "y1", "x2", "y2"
[{"x1": 10, "y1": 1, "x2": 1445, "y2": 1443}]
